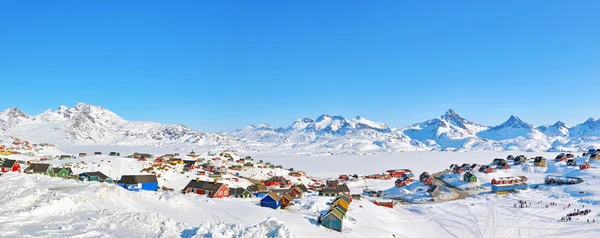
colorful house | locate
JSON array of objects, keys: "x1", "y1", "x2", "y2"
[
  {"x1": 182, "y1": 179, "x2": 230, "y2": 198},
  {"x1": 386, "y1": 169, "x2": 413, "y2": 178},
  {"x1": 419, "y1": 172, "x2": 434, "y2": 185},
  {"x1": 229, "y1": 187, "x2": 252, "y2": 198},
  {"x1": 78, "y1": 153, "x2": 87, "y2": 157},
  {"x1": 0, "y1": 159, "x2": 21, "y2": 173},
  {"x1": 79, "y1": 172, "x2": 114, "y2": 183},
  {"x1": 49, "y1": 167, "x2": 74, "y2": 178},
  {"x1": 479, "y1": 165, "x2": 494, "y2": 174},
  {"x1": 281, "y1": 193, "x2": 295, "y2": 209},
  {"x1": 320, "y1": 209, "x2": 344, "y2": 232},
  {"x1": 117, "y1": 175, "x2": 159, "y2": 191},
  {"x1": 463, "y1": 172, "x2": 477, "y2": 183},
  {"x1": 533, "y1": 157, "x2": 546, "y2": 167},
  {"x1": 319, "y1": 184, "x2": 350, "y2": 197},
  {"x1": 427, "y1": 185, "x2": 442, "y2": 198},
  {"x1": 555, "y1": 153, "x2": 567, "y2": 162},
  {"x1": 109, "y1": 152, "x2": 120, "y2": 157},
  {"x1": 567, "y1": 158, "x2": 577, "y2": 166},
  {"x1": 260, "y1": 192, "x2": 281, "y2": 209},
  {"x1": 498, "y1": 162, "x2": 511, "y2": 170},
  {"x1": 247, "y1": 184, "x2": 268, "y2": 194},
  {"x1": 331, "y1": 203, "x2": 347, "y2": 218},
  {"x1": 24, "y1": 163, "x2": 51, "y2": 174},
  {"x1": 580, "y1": 162, "x2": 591, "y2": 170}
]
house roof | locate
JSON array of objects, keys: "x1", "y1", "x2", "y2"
[
  {"x1": 230, "y1": 187, "x2": 250, "y2": 196},
  {"x1": 51, "y1": 167, "x2": 73, "y2": 174},
  {"x1": 334, "y1": 195, "x2": 350, "y2": 204},
  {"x1": 324, "y1": 208, "x2": 344, "y2": 220},
  {"x1": 428, "y1": 185, "x2": 441, "y2": 193},
  {"x1": 332, "y1": 203, "x2": 347, "y2": 213},
  {"x1": 264, "y1": 191, "x2": 281, "y2": 201},
  {"x1": 0, "y1": 159, "x2": 17, "y2": 168},
  {"x1": 269, "y1": 188, "x2": 291, "y2": 194},
  {"x1": 25, "y1": 163, "x2": 51, "y2": 173},
  {"x1": 320, "y1": 184, "x2": 350, "y2": 194},
  {"x1": 282, "y1": 193, "x2": 294, "y2": 202},
  {"x1": 182, "y1": 180, "x2": 225, "y2": 193},
  {"x1": 295, "y1": 184, "x2": 308, "y2": 193},
  {"x1": 80, "y1": 171, "x2": 109, "y2": 180},
  {"x1": 119, "y1": 175, "x2": 158, "y2": 184}
]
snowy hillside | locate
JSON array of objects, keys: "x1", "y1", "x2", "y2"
[{"x1": 0, "y1": 103, "x2": 240, "y2": 148}]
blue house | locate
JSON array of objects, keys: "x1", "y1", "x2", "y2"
[
  {"x1": 260, "y1": 192, "x2": 281, "y2": 209},
  {"x1": 117, "y1": 175, "x2": 159, "y2": 191},
  {"x1": 320, "y1": 209, "x2": 344, "y2": 232}
]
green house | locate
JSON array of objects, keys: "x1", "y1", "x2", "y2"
[
  {"x1": 79, "y1": 171, "x2": 114, "y2": 183},
  {"x1": 463, "y1": 172, "x2": 477, "y2": 183},
  {"x1": 230, "y1": 187, "x2": 252, "y2": 198},
  {"x1": 331, "y1": 204, "x2": 347, "y2": 218},
  {"x1": 49, "y1": 167, "x2": 74, "y2": 178}
]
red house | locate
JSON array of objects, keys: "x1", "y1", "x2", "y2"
[
  {"x1": 0, "y1": 159, "x2": 21, "y2": 173},
  {"x1": 419, "y1": 172, "x2": 434, "y2": 186},
  {"x1": 580, "y1": 162, "x2": 591, "y2": 170},
  {"x1": 138, "y1": 157, "x2": 147, "y2": 162},
  {"x1": 182, "y1": 179, "x2": 230, "y2": 198},
  {"x1": 339, "y1": 175, "x2": 349, "y2": 180},
  {"x1": 373, "y1": 201, "x2": 394, "y2": 208},
  {"x1": 479, "y1": 165, "x2": 494, "y2": 174},
  {"x1": 154, "y1": 158, "x2": 165, "y2": 163},
  {"x1": 395, "y1": 177, "x2": 413, "y2": 187},
  {"x1": 386, "y1": 169, "x2": 413, "y2": 178}
]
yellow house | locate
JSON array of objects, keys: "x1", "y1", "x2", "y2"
[
  {"x1": 0, "y1": 148, "x2": 13, "y2": 155},
  {"x1": 332, "y1": 198, "x2": 349, "y2": 211},
  {"x1": 169, "y1": 158, "x2": 184, "y2": 165}
]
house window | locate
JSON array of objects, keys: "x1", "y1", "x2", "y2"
[
  {"x1": 224, "y1": 191, "x2": 228, "y2": 195},
  {"x1": 218, "y1": 191, "x2": 223, "y2": 195}
]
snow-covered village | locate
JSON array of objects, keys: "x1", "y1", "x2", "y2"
[{"x1": 3, "y1": 1, "x2": 600, "y2": 237}]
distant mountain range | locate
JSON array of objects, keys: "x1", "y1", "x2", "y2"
[{"x1": 2, "y1": 103, "x2": 600, "y2": 153}]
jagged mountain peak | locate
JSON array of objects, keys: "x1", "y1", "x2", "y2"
[
  {"x1": 1, "y1": 107, "x2": 28, "y2": 118},
  {"x1": 300, "y1": 117, "x2": 314, "y2": 123},
  {"x1": 553, "y1": 121, "x2": 567, "y2": 127},
  {"x1": 493, "y1": 115, "x2": 533, "y2": 129}
]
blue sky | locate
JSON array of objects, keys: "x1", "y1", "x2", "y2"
[{"x1": 1, "y1": 1, "x2": 599, "y2": 132}]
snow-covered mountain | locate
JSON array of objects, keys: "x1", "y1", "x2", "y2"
[
  {"x1": 537, "y1": 121, "x2": 570, "y2": 137},
  {"x1": 230, "y1": 114, "x2": 425, "y2": 153},
  {"x1": 3, "y1": 103, "x2": 600, "y2": 153},
  {"x1": 401, "y1": 109, "x2": 489, "y2": 149},
  {"x1": 230, "y1": 110, "x2": 600, "y2": 152},
  {"x1": 0, "y1": 103, "x2": 238, "y2": 148}
]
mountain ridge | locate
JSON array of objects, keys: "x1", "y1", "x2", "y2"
[{"x1": 2, "y1": 104, "x2": 600, "y2": 153}]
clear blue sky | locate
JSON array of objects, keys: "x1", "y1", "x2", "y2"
[{"x1": 1, "y1": 1, "x2": 599, "y2": 132}]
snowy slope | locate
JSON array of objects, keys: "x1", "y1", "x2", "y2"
[{"x1": 0, "y1": 103, "x2": 240, "y2": 148}]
